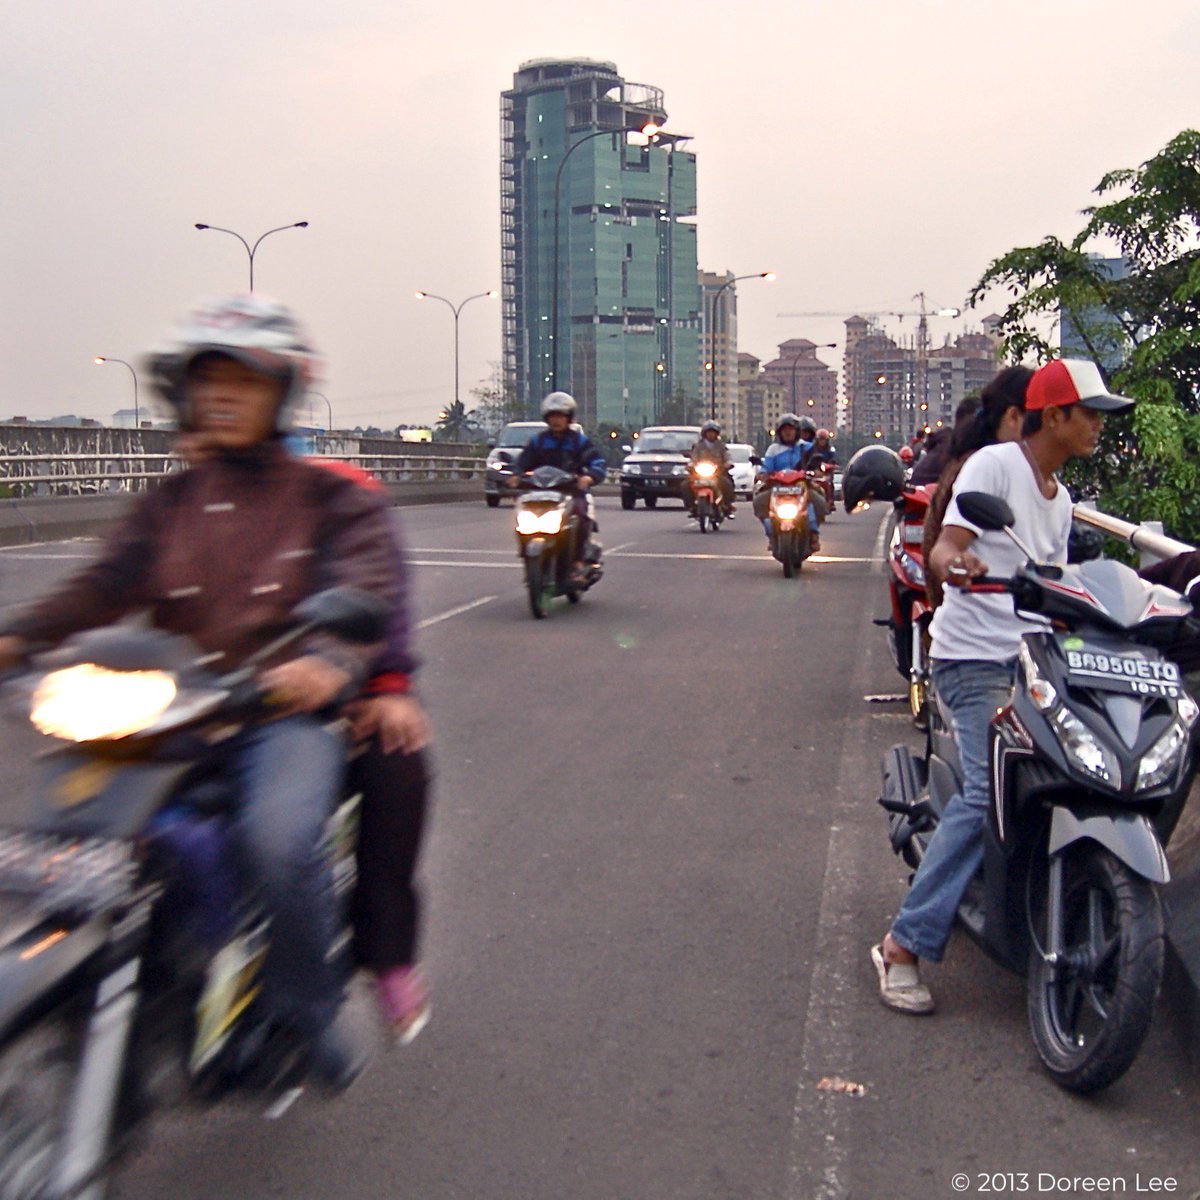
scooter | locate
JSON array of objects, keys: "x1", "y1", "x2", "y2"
[
  {"x1": 879, "y1": 492, "x2": 1197, "y2": 1093},
  {"x1": 0, "y1": 588, "x2": 386, "y2": 1199},
  {"x1": 759, "y1": 470, "x2": 819, "y2": 578},
  {"x1": 514, "y1": 466, "x2": 602, "y2": 619},
  {"x1": 688, "y1": 461, "x2": 725, "y2": 533},
  {"x1": 875, "y1": 482, "x2": 937, "y2": 727}
]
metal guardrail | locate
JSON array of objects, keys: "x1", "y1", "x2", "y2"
[
  {"x1": 0, "y1": 453, "x2": 487, "y2": 496},
  {"x1": 1072, "y1": 502, "x2": 1194, "y2": 566}
]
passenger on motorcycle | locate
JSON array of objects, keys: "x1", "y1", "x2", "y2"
[
  {"x1": 872, "y1": 358, "x2": 1133, "y2": 1015},
  {"x1": 687, "y1": 420, "x2": 736, "y2": 519},
  {"x1": 0, "y1": 294, "x2": 399, "y2": 1089},
  {"x1": 809, "y1": 429, "x2": 837, "y2": 467},
  {"x1": 754, "y1": 414, "x2": 824, "y2": 553},
  {"x1": 510, "y1": 392, "x2": 607, "y2": 582}
]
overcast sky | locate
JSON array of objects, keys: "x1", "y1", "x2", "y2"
[{"x1": 3, "y1": 0, "x2": 1197, "y2": 427}]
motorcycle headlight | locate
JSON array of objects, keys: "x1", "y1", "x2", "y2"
[
  {"x1": 1049, "y1": 705, "x2": 1121, "y2": 790},
  {"x1": 32, "y1": 664, "x2": 178, "y2": 742},
  {"x1": 516, "y1": 508, "x2": 563, "y2": 535},
  {"x1": 1136, "y1": 721, "x2": 1188, "y2": 791},
  {"x1": 694, "y1": 462, "x2": 717, "y2": 478},
  {"x1": 1020, "y1": 642, "x2": 1059, "y2": 712},
  {"x1": 897, "y1": 550, "x2": 926, "y2": 587},
  {"x1": 773, "y1": 500, "x2": 801, "y2": 521}
]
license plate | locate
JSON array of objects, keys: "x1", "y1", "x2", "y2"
[
  {"x1": 646, "y1": 479, "x2": 666, "y2": 488},
  {"x1": 1062, "y1": 644, "x2": 1183, "y2": 698}
]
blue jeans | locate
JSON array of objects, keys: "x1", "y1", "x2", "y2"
[
  {"x1": 226, "y1": 715, "x2": 345, "y2": 1035},
  {"x1": 890, "y1": 658, "x2": 1016, "y2": 962}
]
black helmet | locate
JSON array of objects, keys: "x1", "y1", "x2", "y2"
[
  {"x1": 701, "y1": 420, "x2": 722, "y2": 436},
  {"x1": 797, "y1": 416, "x2": 817, "y2": 438},
  {"x1": 843, "y1": 445, "x2": 906, "y2": 512},
  {"x1": 775, "y1": 412, "x2": 802, "y2": 440}
]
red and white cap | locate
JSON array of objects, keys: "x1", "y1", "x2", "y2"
[{"x1": 1026, "y1": 359, "x2": 1133, "y2": 413}]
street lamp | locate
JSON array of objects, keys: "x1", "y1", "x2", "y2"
[
  {"x1": 93, "y1": 356, "x2": 138, "y2": 428},
  {"x1": 708, "y1": 272, "x2": 775, "y2": 420},
  {"x1": 550, "y1": 119, "x2": 661, "y2": 393},
  {"x1": 415, "y1": 290, "x2": 498, "y2": 412},
  {"x1": 309, "y1": 390, "x2": 333, "y2": 432},
  {"x1": 194, "y1": 221, "x2": 309, "y2": 291},
  {"x1": 787, "y1": 342, "x2": 837, "y2": 416}
]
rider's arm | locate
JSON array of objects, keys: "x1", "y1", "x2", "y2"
[{"x1": 577, "y1": 435, "x2": 607, "y2": 485}]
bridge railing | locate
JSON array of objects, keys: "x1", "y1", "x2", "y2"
[{"x1": 1072, "y1": 502, "x2": 1194, "y2": 566}]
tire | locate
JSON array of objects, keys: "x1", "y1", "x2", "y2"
[
  {"x1": 1027, "y1": 845, "x2": 1164, "y2": 1094},
  {"x1": 485, "y1": 493, "x2": 501, "y2": 508},
  {"x1": 0, "y1": 1013, "x2": 80, "y2": 1200},
  {"x1": 621, "y1": 491, "x2": 635, "y2": 511},
  {"x1": 780, "y1": 531, "x2": 796, "y2": 579},
  {"x1": 698, "y1": 510, "x2": 708, "y2": 533},
  {"x1": 525, "y1": 555, "x2": 548, "y2": 620},
  {"x1": 644, "y1": 495, "x2": 658, "y2": 509}
]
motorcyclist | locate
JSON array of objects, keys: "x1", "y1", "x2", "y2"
[
  {"x1": 510, "y1": 391, "x2": 607, "y2": 581},
  {"x1": 687, "y1": 420, "x2": 735, "y2": 520},
  {"x1": 808, "y1": 428, "x2": 837, "y2": 511},
  {"x1": 754, "y1": 413, "x2": 824, "y2": 553},
  {"x1": 0, "y1": 294, "x2": 399, "y2": 1090}
]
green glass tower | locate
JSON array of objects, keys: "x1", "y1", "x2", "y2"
[{"x1": 501, "y1": 59, "x2": 701, "y2": 428}]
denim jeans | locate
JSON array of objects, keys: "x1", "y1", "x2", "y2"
[
  {"x1": 890, "y1": 658, "x2": 1016, "y2": 962},
  {"x1": 227, "y1": 715, "x2": 345, "y2": 1035}
]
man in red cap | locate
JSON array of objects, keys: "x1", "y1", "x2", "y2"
[{"x1": 872, "y1": 358, "x2": 1133, "y2": 1014}]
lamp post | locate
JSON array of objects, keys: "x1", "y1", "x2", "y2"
[
  {"x1": 309, "y1": 390, "x2": 333, "y2": 432},
  {"x1": 194, "y1": 221, "x2": 309, "y2": 291},
  {"x1": 550, "y1": 120, "x2": 660, "y2": 394},
  {"x1": 415, "y1": 290, "x2": 498, "y2": 413},
  {"x1": 708, "y1": 272, "x2": 775, "y2": 420},
  {"x1": 93, "y1": 356, "x2": 139, "y2": 428},
  {"x1": 788, "y1": 342, "x2": 837, "y2": 415}
]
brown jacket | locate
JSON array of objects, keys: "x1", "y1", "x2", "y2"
[{"x1": 2, "y1": 443, "x2": 397, "y2": 678}]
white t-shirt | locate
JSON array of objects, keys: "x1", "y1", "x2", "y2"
[{"x1": 928, "y1": 441, "x2": 1073, "y2": 662}]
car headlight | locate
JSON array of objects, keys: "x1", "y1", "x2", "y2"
[
  {"x1": 897, "y1": 550, "x2": 926, "y2": 587},
  {"x1": 671, "y1": 464, "x2": 688, "y2": 476},
  {"x1": 1137, "y1": 721, "x2": 1189, "y2": 791},
  {"x1": 1049, "y1": 705, "x2": 1121, "y2": 789},
  {"x1": 622, "y1": 463, "x2": 641, "y2": 476},
  {"x1": 32, "y1": 664, "x2": 178, "y2": 742},
  {"x1": 515, "y1": 508, "x2": 563, "y2": 535}
]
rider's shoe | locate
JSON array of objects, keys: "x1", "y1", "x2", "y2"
[
  {"x1": 309, "y1": 1010, "x2": 369, "y2": 1093},
  {"x1": 810, "y1": 532, "x2": 821, "y2": 554},
  {"x1": 376, "y1": 965, "x2": 431, "y2": 1046},
  {"x1": 871, "y1": 944, "x2": 935, "y2": 1015}
]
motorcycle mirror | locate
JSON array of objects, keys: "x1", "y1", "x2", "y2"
[
  {"x1": 956, "y1": 492, "x2": 1015, "y2": 531},
  {"x1": 291, "y1": 587, "x2": 390, "y2": 644},
  {"x1": 749, "y1": 455, "x2": 763, "y2": 466}
]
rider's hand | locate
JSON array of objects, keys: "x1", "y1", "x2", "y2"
[
  {"x1": 260, "y1": 655, "x2": 353, "y2": 715},
  {"x1": 346, "y1": 695, "x2": 431, "y2": 756},
  {"x1": 943, "y1": 549, "x2": 989, "y2": 587},
  {"x1": 0, "y1": 635, "x2": 25, "y2": 673},
  {"x1": 577, "y1": 475, "x2": 593, "y2": 491}
]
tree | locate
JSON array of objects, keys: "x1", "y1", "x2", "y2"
[
  {"x1": 969, "y1": 129, "x2": 1200, "y2": 541},
  {"x1": 433, "y1": 400, "x2": 482, "y2": 444},
  {"x1": 470, "y1": 364, "x2": 523, "y2": 437}
]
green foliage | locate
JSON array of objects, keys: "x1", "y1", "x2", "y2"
[
  {"x1": 433, "y1": 400, "x2": 482, "y2": 444},
  {"x1": 970, "y1": 130, "x2": 1200, "y2": 542}
]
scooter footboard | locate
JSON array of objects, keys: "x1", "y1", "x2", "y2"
[{"x1": 1048, "y1": 808, "x2": 1170, "y2": 884}]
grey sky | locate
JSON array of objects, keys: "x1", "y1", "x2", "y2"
[{"x1": 3, "y1": 0, "x2": 1198, "y2": 427}]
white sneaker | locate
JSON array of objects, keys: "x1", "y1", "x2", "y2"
[{"x1": 871, "y1": 943, "x2": 935, "y2": 1014}]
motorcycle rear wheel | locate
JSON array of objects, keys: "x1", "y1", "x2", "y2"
[
  {"x1": 1027, "y1": 845, "x2": 1163, "y2": 1094},
  {"x1": 0, "y1": 1012, "x2": 80, "y2": 1200}
]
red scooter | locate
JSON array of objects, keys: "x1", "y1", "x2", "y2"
[{"x1": 877, "y1": 482, "x2": 937, "y2": 726}]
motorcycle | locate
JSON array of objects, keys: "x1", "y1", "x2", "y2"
[
  {"x1": 759, "y1": 470, "x2": 820, "y2": 578},
  {"x1": 0, "y1": 588, "x2": 385, "y2": 1200},
  {"x1": 875, "y1": 482, "x2": 937, "y2": 727},
  {"x1": 879, "y1": 492, "x2": 1197, "y2": 1093},
  {"x1": 514, "y1": 465, "x2": 602, "y2": 620},
  {"x1": 688, "y1": 461, "x2": 725, "y2": 533}
]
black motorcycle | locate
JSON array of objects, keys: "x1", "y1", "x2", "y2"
[
  {"x1": 880, "y1": 492, "x2": 1197, "y2": 1093},
  {"x1": 0, "y1": 588, "x2": 385, "y2": 1200},
  {"x1": 513, "y1": 466, "x2": 602, "y2": 619}
]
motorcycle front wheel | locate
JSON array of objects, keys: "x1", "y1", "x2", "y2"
[
  {"x1": 0, "y1": 1011, "x2": 81, "y2": 1200},
  {"x1": 779, "y1": 530, "x2": 796, "y2": 578},
  {"x1": 525, "y1": 554, "x2": 550, "y2": 620},
  {"x1": 1027, "y1": 845, "x2": 1163, "y2": 1094}
]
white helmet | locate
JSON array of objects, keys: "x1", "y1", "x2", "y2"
[
  {"x1": 146, "y1": 293, "x2": 319, "y2": 430},
  {"x1": 540, "y1": 391, "x2": 577, "y2": 418}
]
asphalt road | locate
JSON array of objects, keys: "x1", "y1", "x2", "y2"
[{"x1": 1, "y1": 497, "x2": 1198, "y2": 1200}]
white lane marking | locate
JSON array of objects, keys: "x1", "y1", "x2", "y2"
[
  {"x1": 409, "y1": 547, "x2": 511, "y2": 555},
  {"x1": 416, "y1": 594, "x2": 499, "y2": 629},
  {"x1": 872, "y1": 510, "x2": 889, "y2": 574},
  {"x1": 410, "y1": 560, "x2": 520, "y2": 570},
  {"x1": 606, "y1": 541, "x2": 638, "y2": 554},
  {"x1": 0, "y1": 553, "x2": 95, "y2": 560},
  {"x1": 606, "y1": 551, "x2": 877, "y2": 563},
  {"x1": 0, "y1": 539, "x2": 99, "y2": 552}
]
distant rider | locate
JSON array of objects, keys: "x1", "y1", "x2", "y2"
[
  {"x1": 687, "y1": 420, "x2": 736, "y2": 520},
  {"x1": 754, "y1": 413, "x2": 824, "y2": 553},
  {"x1": 510, "y1": 391, "x2": 607, "y2": 582}
]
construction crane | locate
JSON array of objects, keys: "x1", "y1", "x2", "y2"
[{"x1": 777, "y1": 295, "x2": 961, "y2": 429}]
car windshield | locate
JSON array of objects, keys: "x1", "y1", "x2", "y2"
[
  {"x1": 498, "y1": 423, "x2": 545, "y2": 447},
  {"x1": 727, "y1": 445, "x2": 752, "y2": 463},
  {"x1": 637, "y1": 431, "x2": 696, "y2": 454}
]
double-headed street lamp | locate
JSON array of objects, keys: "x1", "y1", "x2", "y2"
[
  {"x1": 415, "y1": 290, "x2": 498, "y2": 412},
  {"x1": 93, "y1": 356, "x2": 138, "y2": 428},
  {"x1": 708, "y1": 272, "x2": 776, "y2": 420},
  {"x1": 550, "y1": 119, "x2": 661, "y2": 393},
  {"x1": 194, "y1": 221, "x2": 309, "y2": 291}
]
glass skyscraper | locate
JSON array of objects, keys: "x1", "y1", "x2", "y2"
[{"x1": 501, "y1": 59, "x2": 701, "y2": 428}]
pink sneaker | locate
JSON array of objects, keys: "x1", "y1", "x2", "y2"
[{"x1": 375, "y1": 966, "x2": 431, "y2": 1045}]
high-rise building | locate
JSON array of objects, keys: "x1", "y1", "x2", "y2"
[
  {"x1": 700, "y1": 270, "x2": 737, "y2": 431},
  {"x1": 737, "y1": 353, "x2": 786, "y2": 449},
  {"x1": 1060, "y1": 255, "x2": 1129, "y2": 370},
  {"x1": 501, "y1": 59, "x2": 700, "y2": 428},
  {"x1": 760, "y1": 339, "x2": 838, "y2": 432}
]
